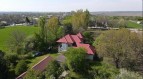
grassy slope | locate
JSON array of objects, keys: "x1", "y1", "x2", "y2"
[
  {"x1": 127, "y1": 21, "x2": 142, "y2": 29},
  {"x1": 0, "y1": 26, "x2": 39, "y2": 52}
]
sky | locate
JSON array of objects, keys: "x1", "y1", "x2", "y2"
[{"x1": 0, "y1": 0, "x2": 142, "y2": 12}]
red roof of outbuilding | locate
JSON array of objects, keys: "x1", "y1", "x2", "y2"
[
  {"x1": 32, "y1": 56, "x2": 53, "y2": 72},
  {"x1": 16, "y1": 56, "x2": 53, "y2": 79}
]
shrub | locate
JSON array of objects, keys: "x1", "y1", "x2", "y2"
[
  {"x1": 15, "y1": 60, "x2": 28, "y2": 75},
  {"x1": 65, "y1": 48, "x2": 89, "y2": 74},
  {"x1": 83, "y1": 31, "x2": 94, "y2": 44},
  {"x1": 24, "y1": 70, "x2": 39, "y2": 79},
  {"x1": 0, "y1": 54, "x2": 9, "y2": 79},
  {"x1": 115, "y1": 69, "x2": 143, "y2": 79},
  {"x1": 89, "y1": 61, "x2": 119, "y2": 79},
  {"x1": 4, "y1": 53, "x2": 19, "y2": 66},
  {"x1": 0, "y1": 50, "x2": 5, "y2": 57},
  {"x1": 45, "y1": 60, "x2": 64, "y2": 79},
  {"x1": 18, "y1": 53, "x2": 33, "y2": 60}
]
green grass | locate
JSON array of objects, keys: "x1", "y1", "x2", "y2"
[
  {"x1": 127, "y1": 21, "x2": 142, "y2": 29},
  {"x1": 0, "y1": 26, "x2": 39, "y2": 52}
]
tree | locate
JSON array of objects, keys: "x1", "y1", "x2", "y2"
[
  {"x1": 4, "y1": 53, "x2": 19, "y2": 66},
  {"x1": 62, "y1": 16, "x2": 72, "y2": 27},
  {"x1": 116, "y1": 69, "x2": 143, "y2": 79},
  {"x1": 71, "y1": 9, "x2": 90, "y2": 33},
  {"x1": 15, "y1": 60, "x2": 28, "y2": 75},
  {"x1": 117, "y1": 18, "x2": 127, "y2": 28},
  {"x1": 0, "y1": 51, "x2": 9, "y2": 79},
  {"x1": 46, "y1": 16, "x2": 64, "y2": 52},
  {"x1": 62, "y1": 16, "x2": 73, "y2": 34},
  {"x1": 64, "y1": 25, "x2": 73, "y2": 35},
  {"x1": 65, "y1": 48, "x2": 88, "y2": 74},
  {"x1": 25, "y1": 35, "x2": 35, "y2": 52},
  {"x1": 82, "y1": 9, "x2": 90, "y2": 29},
  {"x1": 95, "y1": 16, "x2": 108, "y2": 27},
  {"x1": 108, "y1": 19, "x2": 119, "y2": 28},
  {"x1": 38, "y1": 16, "x2": 47, "y2": 43},
  {"x1": 89, "y1": 61, "x2": 119, "y2": 79},
  {"x1": 83, "y1": 31, "x2": 94, "y2": 45},
  {"x1": 34, "y1": 16, "x2": 64, "y2": 52},
  {"x1": 0, "y1": 50, "x2": 5, "y2": 57},
  {"x1": 45, "y1": 60, "x2": 63, "y2": 79},
  {"x1": 25, "y1": 17, "x2": 30, "y2": 23},
  {"x1": 34, "y1": 17, "x2": 48, "y2": 51},
  {"x1": 7, "y1": 30, "x2": 26, "y2": 54},
  {"x1": 94, "y1": 29, "x2": 142, "y2": 70},
  {"x1": 47, "y1": 16, "x2": 64, "y2": 42}
]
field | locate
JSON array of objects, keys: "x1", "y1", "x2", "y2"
[
  {"x1": 127, "y1": 21, "x2": 142, "y2": 29},
  {"x1": 0, "y1": 26, "x2": 39, "y2": 52}
]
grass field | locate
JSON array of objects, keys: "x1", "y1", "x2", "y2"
[
  {"x1": 0, "y1": 26, "x2": 39, "y2": 52},
  {"x1": 127, "y1": 21, "x2": 142, "y2": 29}
]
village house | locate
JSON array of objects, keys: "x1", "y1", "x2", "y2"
[
  {"x1": 16, "y1": 33, "x2": 95, "y2": 79},
  {"x1": 56, "y1": 33, "x2": 95, "y2": 60}
]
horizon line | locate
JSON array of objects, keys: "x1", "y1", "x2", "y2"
[{"x1": 0, "y1": 10, "x2": 142, "y2": 13}]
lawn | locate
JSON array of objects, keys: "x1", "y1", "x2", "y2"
[
  {"x1": 127, "y1": 21, "x2": 142, "y2": 29},
  {"x1": 0, "y1": 26, "x2": 39, "y2": 52}
]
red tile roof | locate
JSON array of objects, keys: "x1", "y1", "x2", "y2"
[
  {"x1": 56, "y1": 37, "x2": 68, "y2": 43},
  {"x1": 65, "y1": 34, "x2": 74, "y2": 43},
  {"x1": 57, "y1": 34, "x2": 82, "y2": 43},
  {"x1": 16, "y1": 56, "x2": 53, "y2": 79},
  {"x1": 57, "y1": 33, "x2": 95, "y2": 55},
  {"x1": 77, "y1": 33, "x2": 83, "y2": 39},
  {"x1": 71, "y1": 35, "x2": 82, "y2": 43},
  {"x1": 57, "y1": 34, "x2": 74, "y2": 43},
  {"x1": 77, "y1": 44, "x2": 95, "y2": 55}
]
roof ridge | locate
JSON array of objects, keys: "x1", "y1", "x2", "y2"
[{"x1": 16, "y1": 72, "x2": 27, "y2": 79}]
